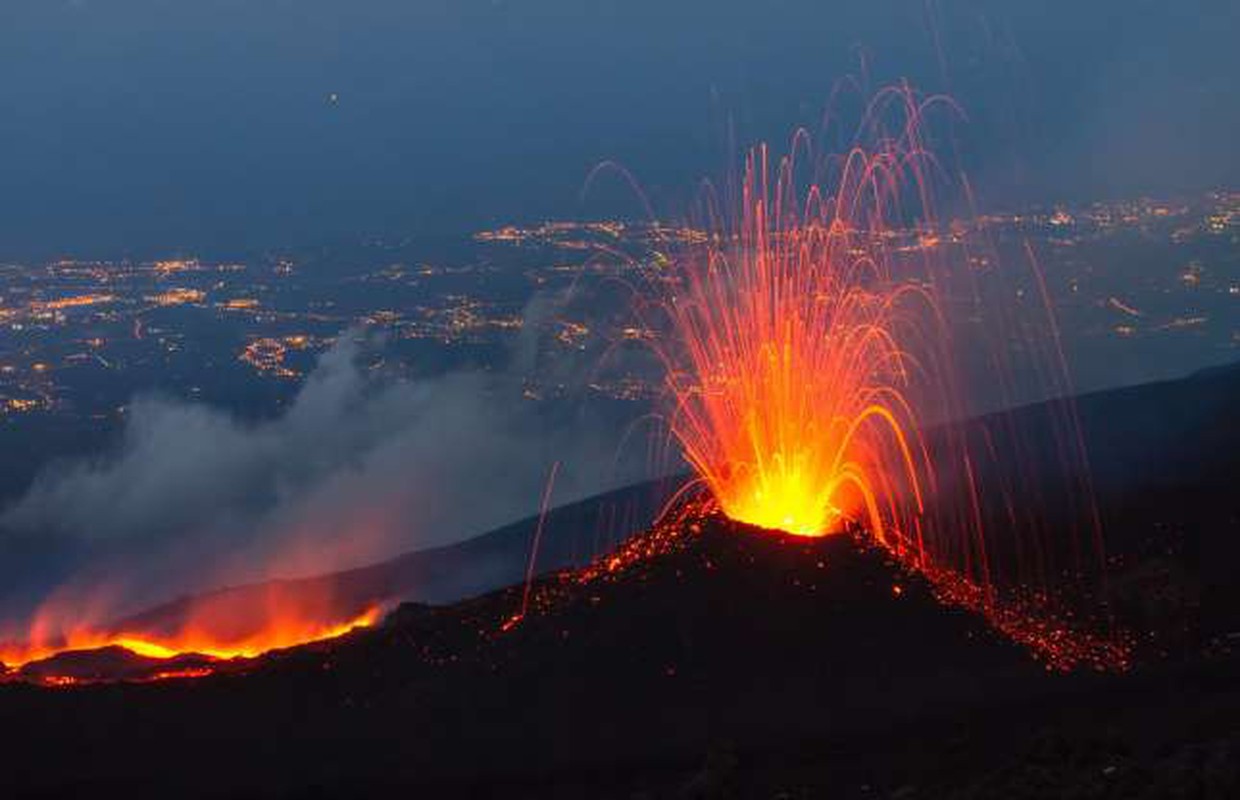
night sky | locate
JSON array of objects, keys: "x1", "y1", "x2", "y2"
[{"x1": 1, "y1": 0, "x2": 1237, "y2": 258}]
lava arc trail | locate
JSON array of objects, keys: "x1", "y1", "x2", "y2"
[{"x1": 654, "y1": 92, "x2": 943, "y2": 548}]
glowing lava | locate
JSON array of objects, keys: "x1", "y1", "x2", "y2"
[
  {"x1": 660, "y1": 130, "x2": 935, "y2": 541},
  {"x1": 1, "y1": 590, "x2": 382, "y2": 676},
  {"x1": 639, "y1": 85, "x2": 1126, "y2": 669}
]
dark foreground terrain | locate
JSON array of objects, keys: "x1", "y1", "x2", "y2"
[
  {"x1": 0, "y1": 366, "x2": 1238, "y2": 798},
  {"x1": 0, "y1": 516, "x2": 1236, "y2": 798}
]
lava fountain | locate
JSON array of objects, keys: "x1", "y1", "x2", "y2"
[
  {"x1": 656, "y1": 92, "x2": 944, "y2": 547},
  {"x1": 637, "y1": 84, "x2": 1126, "y2": 669}
]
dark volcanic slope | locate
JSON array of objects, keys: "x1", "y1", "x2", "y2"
[
  {"x1": 2, "y1": 367, "x2": 1238, "y2": 796},
  {"x1": 4, "y1": 517, "x2": 1235, "y2": 798},
  {"x1": 961, "y1": 363, "x2": 1240, "y2": 655},
  {"x1": 0, "y1": 519, "x2": 1027, "y2": 795},
  {"x1": 101, "y1": 477, "x2": 677, "y2": 645},
  {"x1": 117, "y1": 362, "x2": 1240, "y2": 653},
  {"x1": 60, "y1": 361, "x2": 1238, "y2": 673}
]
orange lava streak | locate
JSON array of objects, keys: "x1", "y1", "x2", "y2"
[
  {"x1": 0, "y1": 607, "x2": 381, "y2": 671},
  {"x1": 663, "y1": 134, "x2": 936, "y2": 540}
]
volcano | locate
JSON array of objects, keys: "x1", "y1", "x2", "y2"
[{"x1": 1, "y1": 365, "x2": 1238, "y2": 797}]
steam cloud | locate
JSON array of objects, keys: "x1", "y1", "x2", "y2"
[{"x1": 0, "y1": 327, "x2": 656, "y2": 637}]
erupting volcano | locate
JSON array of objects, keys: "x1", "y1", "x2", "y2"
[
  {"x1": 662, "y1": 146, "x2": 932, "y2": 541},
  {"x1": 3, "y1": 87, "x2": 1128, "y2": 685},
  {"x1": 642, "y1": 87, "x2": 1127, "y2": 672}
]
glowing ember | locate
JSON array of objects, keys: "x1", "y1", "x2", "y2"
[{"x1": 657, "y1": 120, "x2": 936, "y2": 543}]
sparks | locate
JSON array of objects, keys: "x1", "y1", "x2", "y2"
[
  {"x1": 658, "y1": 107, "x2": 937, "y2": 544},
  {"x1": 635, "y1": 84, "x2": 1125, "y2": 668}
]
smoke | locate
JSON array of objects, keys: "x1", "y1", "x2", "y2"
[{"x1": 0, "y1": 326, "x2": 658, "y2": 637}]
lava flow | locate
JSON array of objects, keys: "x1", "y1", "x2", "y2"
[{"x1": 0, "y1": 583, "x2": 382, "y2": 680}]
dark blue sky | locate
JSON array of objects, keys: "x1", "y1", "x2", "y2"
[{"x1": 1, "y1": 0, "x2": 1236, "y2": 258}]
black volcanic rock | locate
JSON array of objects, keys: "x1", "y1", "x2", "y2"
[
  {"x1": 0, "y1": 518, "x2": 1114, "y2": 795},
  {"x1": 0, "y1": 514, "x2": 1237, "y2": 797}
]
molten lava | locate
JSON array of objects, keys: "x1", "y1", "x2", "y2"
[
  {"x1": 640, "y1": 85, "x2": 1124, "y2": 669},
  {"x1": 661, "y1": 136, "x2": 933, "y2": 542},
  {"x1": 1, "y1": 586, "x2": 382, "y2": 678}
]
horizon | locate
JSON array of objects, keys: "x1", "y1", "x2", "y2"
[{"x1": 2, "y1": 0, "x2": 1237, "y2": 259}]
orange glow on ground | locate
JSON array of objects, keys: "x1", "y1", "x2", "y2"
[{"x1": 0, "y1": 606, "x2": 381, "y2": 673}]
